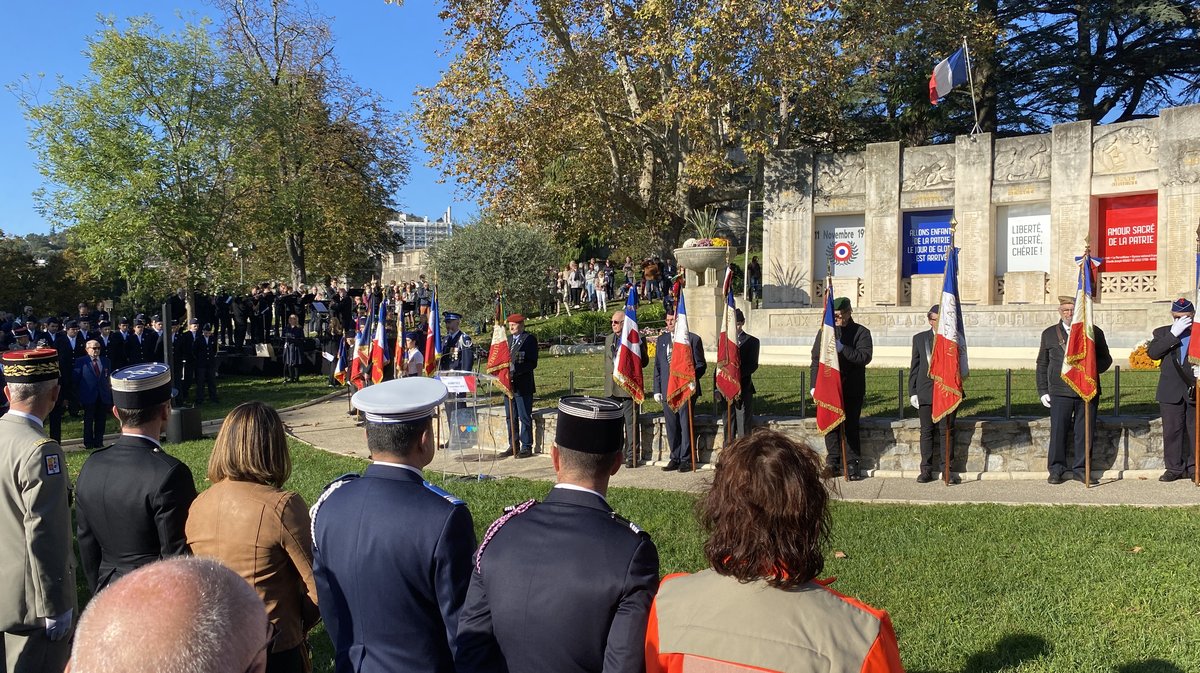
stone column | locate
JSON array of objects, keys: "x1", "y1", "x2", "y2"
[
  {"x1": 1158, "y1": 104, "x2": 1200, "y2": 301},
  {"x1": 864, "y1": 142, "x2": 902, "y2": 305},
  {"x1": 762, "y1": 149, "x2": 814, "y2": 307},
  {"x1": 1050, "y1": 121, "x2": 1093, "y2": 300},
  {"x1": 955, "y1": 133, "x2": 994, "y2": 304}
]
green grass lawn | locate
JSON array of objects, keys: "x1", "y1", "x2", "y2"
[
  {"x1": 65, "y1": 439, "x2": 1200, "y2": 672},
  {"x1": 476, "y1": 351, "x2": 1161, "y2": 419},
  {"x1": 56, "y1": 374, "x2": 337, "y2": 441}
]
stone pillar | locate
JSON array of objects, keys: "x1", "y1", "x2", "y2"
[
  {"x1": 864, "y1": 142, "x2": 902, "y2": 305},
  {"x1": 1050, "y1": 121, "x2": 1093, "y2": 300},
  {"x1": 762, "y1": 150, "x2": 814, "y2": 307},
  {"x1": 1158, "y1": 104, "x2": 1200, "y2": 300},
  {"x1": 955, "y1": 133, "x2": 994, "y2": 304}
]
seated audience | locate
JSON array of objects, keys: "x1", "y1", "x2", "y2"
[
  {"x1": 645, "y1": 429, "x2": 905, "y2": 673},
  {"x1": 186, "y1": 402, "x2": 320, "y2": 673},
  {"x1": 66, "y1": 557, "x2": 270, "y2": 673}
]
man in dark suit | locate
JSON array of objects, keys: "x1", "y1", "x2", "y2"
[
  {"x1": 603, "y1": 309, "x2": 650, "y2": 467},
  {"x1": 652, "y1": 311, "x2": 707, "y2": 472},
  {"x1": 909, "y1": 305, "x2": 961, "y2": 483},
  {"x1": 74, "y1": 363, "x2": 196, "y2": 593},
  {"x1": 312, "y1": 377, "x2": 476, "y2": 673},
  {"x1": 1147, "y1": 297, "x2": 1198, "y2": 482},
  {"x1": 193, "y1": 323, "x2": 219, "y2": 404},
  {"x1": 809, "y1": 297, "x2": 873, "y2": 479},
  {"x1": 504, "y1": 314, "x2": 539, "y2": 458},
  {"x1": 175, "y1": 319, "x2": 202, "y2": 405},
  {"x1": 714, "y1": 308, "x2": 760, "y2": 442},
  {"x1": 124, "y1": 319, "x2": 157, "y2": 366},
  {"x1": 1036, "y1": 295, "x2": 1113, "y2": 485},
  {"x1": 73, "y1": 340, "x2": 113, "y2": 449},
  {"x1": 456, "y1": 396, "x2": 660, "y2": 673}
]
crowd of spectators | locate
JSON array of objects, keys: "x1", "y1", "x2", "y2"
[{"x1": 543, "y1": 255, "x2": 679, "y2": 316}]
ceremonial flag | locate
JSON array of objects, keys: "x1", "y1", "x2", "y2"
[
  {"x1": 929, "y1": 47, "x2": 969, "y2": 105},
  {"x1": 394, "y1": 303, "x2": 405, "y2": 371},
  {"x1": 332, "y1": 335, "x2": 348, "y2": 386},
  {"x1": 349, "y1": 316, "x2": 369, "y2": 390},
  {"x1": 423, "y1": 289, "x2": 441, "y2": 376},
  {"x1": 613, "y1": 287, "x2": 645, "y2": 403},
  {"x1": 665, "y1": 293, "x2": 696, "y2": 412},
  {"x1": 813, "y1": 281, "x2": 845, "y2": 435},
  {"x1": 1189, "y1": 251, "x2": 1200, "y2": 365},
  {"x1": 715, "y1": 265, "x2": 742, "y2": 401},
  {"x1": 486, "y1": 295, "x2": 513, "y2": 398},
  {"x1": 929, "y1": 245, "x2": 968, "y2": 421},
  {"x1": 370, "y1": 299, "x2": 390, "y2": 384},
  {"x1": 1061, "y1": 253, "x2": 1102, "y2": 401}
]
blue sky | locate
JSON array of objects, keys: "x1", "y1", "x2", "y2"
[{"x1": 0, "y1": 1, "x2": 476, "y2": 237}]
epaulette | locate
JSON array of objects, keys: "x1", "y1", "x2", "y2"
[
  {"x1": 309, "y1": 473, "x2": 361, "y2": 551},
  {"x1": 421, "y1": 480, "x2": 464, "y2": 506},
  {"x1": 460, "y1": 334, "x2": 472, "y2": 347},
  {"x1": 474, "y1": 499, "x2": 537, "y2": 573},
  {"x1": 610, "y1": 511, "x2": 646, "y2": 536}
]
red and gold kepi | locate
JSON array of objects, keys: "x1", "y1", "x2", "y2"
[{"x1": 1, "y1": 348, "x2": 60, "y2": 383}]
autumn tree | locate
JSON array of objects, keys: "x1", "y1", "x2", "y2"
[
  {"x1": 17, "y1": 17, "x2": 249, "y2": 320},
  {"x1": 216, "y1": 0, "x2": 409, "y2": 288}
]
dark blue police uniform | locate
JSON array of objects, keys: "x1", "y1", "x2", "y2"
[
  {"x1": 312, "y1": 463, "x2": 476, "y2": 673},
  {"x1": 456, "y1": 485, "x2": 660, "y2": 673}
]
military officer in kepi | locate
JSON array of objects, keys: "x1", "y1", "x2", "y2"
[
  {"x1": 311, "y1": 377, "x2": 477, "y2": 673},
  {"x1": 439, "y1": 311, "x2": 474, "y2": 447},
  {"x1": 456, "y1": 396, "x2": 661, "y2": 673}
]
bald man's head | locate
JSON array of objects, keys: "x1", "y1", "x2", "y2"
[{"x1": 68, "y1": 557, "x2": 269, "y2": 673}]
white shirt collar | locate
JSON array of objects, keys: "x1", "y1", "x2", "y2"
[
  {"x1": 7, "y1": 409, "x2": 44, "y2": 429},
  {"x1": 372, "y1": 459, "x2": 425, "y2": 478},
  {"x1": 553, "y1": 483, "x2": 608, "y2": 504},
  {"x1": 123, "y1": 432, "x2": 164, "y2": 450},
  {"x1": 1061, "y1": 321, "x2": 1071, "y2": 332}
]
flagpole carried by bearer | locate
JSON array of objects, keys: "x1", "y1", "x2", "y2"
[
  {"x1": 813, "y1": 260, "x2": 848, "y2": 481},
  {"x1": 929, "y1": 219, "x2": 968, "y2": 485}
]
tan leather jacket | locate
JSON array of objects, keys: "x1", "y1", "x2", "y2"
[{"x1": 186, "y1": 480, "x2": 320, "y2": 652}]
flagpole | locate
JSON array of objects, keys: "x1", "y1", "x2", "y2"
[
  {"x1": 839, "y1": 426, "x2": 849, "y2": 482},
  {"x1": 1194, "y1": 220, "x2": 1200, "y2": 487},
  {"x1": 688, "y1": 397, "x2": 697, "y2": 472},
  {"x1": 944, "y1": 222, "x2": 954, "y2": 486},
  {"x1": 1082, "y1": 246, "x2": 1093, "y2": 488},
  {"x1": 962, "y1": 36, "x2": 983, "y2": 135}
]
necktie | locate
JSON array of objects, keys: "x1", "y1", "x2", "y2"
[{"x1": 92, "y1": 357, "x2": 100, "y2": 377}]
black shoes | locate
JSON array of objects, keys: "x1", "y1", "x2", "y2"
[
  {"x1": 499, "y1": 448, "x2": 515, "y2": 458},
  {"x1": 1159, "y1": 471, "x2": 1182, "y2": 482},
  {"x1": 516, "y1": 450, "x2": 533, "y2": 459},
  {"x1": 662, "y1": 460, "x2": 680, "y2": 472},
  {"x1": 1048, "y1": 473, "x2": 1064, "y2": 485},
  {"x1": 916, "y1": 473, "x2": 934, "y2": 484},
  {"x1": 678, "y1": 464, "x2": 693, "y2": 473}
]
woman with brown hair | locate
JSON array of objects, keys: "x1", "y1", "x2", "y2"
[
  {"x1": 645, "y1": 429, "x2": 904, "y2": 673},
  {"x1": 186, "y1": 402, "x2": 320, "y2": 673}
]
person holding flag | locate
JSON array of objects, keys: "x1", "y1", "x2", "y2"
[
  {"x1": 653, "y1": 299, "x2": 707, "y2": 473},
  {"x1": 370, "y1": 298, "x2": 390, "y2": 385},
  {"x1": 809, "y1": 297, "x2": 873, "y2": 479},
  {"x1": 714, "y1": 308, "x2": 759, "y2": 442},
  {"x1": 603, "y1": 289, "x2": 650, "y2": 468},
  {"x1": 909, "y1": 305, "x2": 959, "y2": 483},
  {"x1": 1036, "y1": 289, "x2": 1112, "y2": 485},
  {"x1": 423, "y1": 291, "x2": 442, "y2": 377},
  {"x1": 1147, "y1": 297, "x2": 1199, "y2": 482}
]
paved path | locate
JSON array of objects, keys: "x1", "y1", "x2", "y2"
[{"x1": 281, "y1": 396, "x2": 1200, "y2": 508}]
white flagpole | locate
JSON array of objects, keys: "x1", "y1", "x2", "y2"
[{"x1": 962, "y1": 36, "x2": 983, "y2": 135}]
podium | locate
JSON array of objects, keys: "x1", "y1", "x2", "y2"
[{"x1": 435, "y1": 369, "x2": 504, "y2": 479}]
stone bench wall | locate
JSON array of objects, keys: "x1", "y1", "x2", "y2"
[{"x1": 450, "y1": 408, "x2": 1165, "y2": 478}]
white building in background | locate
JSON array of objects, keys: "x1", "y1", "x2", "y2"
[{"x1": 389, "y1": 209, "x2": 456, "y2": 251}]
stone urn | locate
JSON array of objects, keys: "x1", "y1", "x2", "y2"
[{"x1": 673, "y1": 246, "x2": 730, "y2": 284}]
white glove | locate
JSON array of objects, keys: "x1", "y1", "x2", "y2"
[
  {"x1": 1040, "y1": 394, "x2": 1051, "y2": 408},
  {"x1": 1193, "y1": 365, "x2": 1200, "y2": 379},
  {"x1": 836, "y1": 342, "x2": 844, "y2": 353},
  {"x1": 653, "y1": 393, "x2": 663, "y2": 403},
  {"x1": 1171, "y1": 315, "x2": 1193, "y2": 337},
  {"x1": 809, "y1": 388, "x2": 816, "y2": 398},
  {"x1": 45, "y1": 608, "x2": 72, "y2": 641},
  {"x1": 910, "y1": 395, "x2": 919, "y2": 409}
]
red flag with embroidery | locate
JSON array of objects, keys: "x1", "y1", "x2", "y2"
[
  {"x1": 665, "y1": 293, "x2": 696, "y2": 412},
  {"x1": 349, "y1": 317, "x2": 369, "y2": 390},
  {"x1": 370, "y1": 299, "x2": 389, "y2": 384},
  {"x1": 613, "y1": 287, "x2": 645, "y2": 403},
  {"x1": 1061, "y1": 254, "x2": 1101, "y2": 401},
  {"x1": 930, "y1": 245, "x2": 968, "y2": 422},
  {"x1": 486, "y1": 294, "x2": 513, "y2": 398},
  {"x1": 813, "y1": 281, "x2": 845, "y2": 435},
  {"x1": 332, "y1": 336, "x2": 348, "y2": 386},
  {"x1": 715, "y1": 265, "x2": 742, "y2": 401}
]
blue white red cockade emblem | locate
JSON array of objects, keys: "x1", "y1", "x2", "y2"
[{"x1": 828, "y1": 240, "x2": 859, "y2": 265}]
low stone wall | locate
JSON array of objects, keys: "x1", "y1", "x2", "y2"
[{"x1": 447, "y1": 407, "x2": 1165, "y2": 478}]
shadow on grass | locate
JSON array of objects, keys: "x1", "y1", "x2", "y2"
[
  {"x1": 1115, "y1": 661, "x2": 1186, "y2": 673},
  {"x1": 909, "y1": 632, "x2": 1049, "y2": 673}
]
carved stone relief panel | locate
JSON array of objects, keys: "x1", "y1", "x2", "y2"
[
  {"x1": 902, "y1": 146, "x2": 956, "y2": 191},
  {"x1": 1093, "y1": 123, "x2": 1159, "y2": 175},
  {"x1": 814, "y1": 152, "x2": 866, "y2": 197},
  {"x1": 993, "y1": 136, "x2": 1051, "y2": 183}
]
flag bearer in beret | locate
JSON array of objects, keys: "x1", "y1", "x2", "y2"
[
  {"x1": 74, "y1": 363, "x2": 197, "y2": 593},
  {"x1": 456, "y1": 396, "x2": 660, "y2": 673},
  {"x1": 0, "y1": 349, "x2": 76, "y2": 672},
  {"x1": 312, "y1": 377, "x2": 476, "y2": 673},
  {"x1": 1147, "y1": 298, "x2": 1199, "y2": 482},
  {"x1": 503, "y1": 314, "x2": 538, "y2": 457},
  {"x1": 1036, "y1": 295, "x2": 1112, "y2": 484},
  {"x1": 809, "y1": 297, "x2": 873, "y2": 479},
  {"x1": 714, "y1": 308, "x2": 760, "y2": 442}
]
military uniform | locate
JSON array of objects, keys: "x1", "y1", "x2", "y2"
[
  {"x1": 439, "y1": 313, "x2": 474, "y2": 447},
  {"x1": 74, "y1": 364, "x2": 197, "y2": 593},
  {"x1": 0, "y1": 350, "x2": 76, "y2": 673},
  {"x1": 504, "y1": 315, "x2": 539, "y2": 456},
  {"x1": 312, "y1": 378, "x2": 476, "y2": 673},
  {"x1": 456, "y1": 397, "x2": 660, "y2": 673}
]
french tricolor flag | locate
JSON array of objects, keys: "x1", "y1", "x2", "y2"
[
  {"x1": 613, "y1": 287, "x2": 645, "y2": 403},
  {"x1": 929, "y1": 245, "x2": 968, "y2": 421},
  {"x1": 929, "y1": 47, "x2": 969, "y2": 105},
  {"x1": 813, "y1": 283, "x2": 844, "y2": 435},
  {"x1": 665, "y1": 293, "x2": 696, "y2": 412}
]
